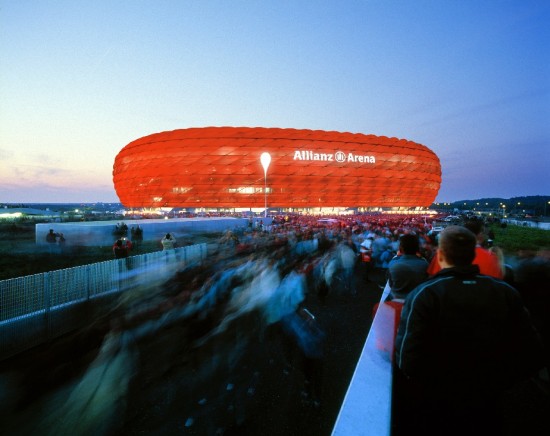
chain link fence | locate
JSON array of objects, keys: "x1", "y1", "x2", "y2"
[{"x1": 0, "y1": 244, "x2": 207, "y2": 360}]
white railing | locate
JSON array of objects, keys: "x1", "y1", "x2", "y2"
[{"x1": 332, "y1": 282, "x2": 394, "y2": 436}]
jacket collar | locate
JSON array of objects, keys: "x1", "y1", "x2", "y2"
[{"x1": 435, "y1": 264, "x2": 480, "y2": 278}]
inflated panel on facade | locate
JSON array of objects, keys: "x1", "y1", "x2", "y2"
[{"x1": 113, "y1": 127, "x2": 441, "y2": 208}]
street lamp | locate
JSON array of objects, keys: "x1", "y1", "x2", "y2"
[{"x1": 260, "y1": 152, "x2": 271, "y2": 218}]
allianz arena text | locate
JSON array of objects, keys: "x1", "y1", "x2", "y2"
[{"x1": 112, "y1": 127, "x2": 441, "y2": 209}]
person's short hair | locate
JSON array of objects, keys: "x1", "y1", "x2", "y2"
[
  {"x1": 464, "y1": 217, "x2": 483, "y2": 236},
  {"x1": 399, "y1": 234, "x2": 419, "y2": 255},
  {"x1": 439, "y1": 225, "x2": 476, "y2": 267}
]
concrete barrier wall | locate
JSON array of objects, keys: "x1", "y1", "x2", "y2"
[{"x1": 332, "y1": 282, "x2": 394, "y2": 436}]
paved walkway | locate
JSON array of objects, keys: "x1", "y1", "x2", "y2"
[{"x1": 115, "y1": 264, "x2": 385, "y2": 435}]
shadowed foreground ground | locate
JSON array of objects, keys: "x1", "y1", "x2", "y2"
[
  {"x1": 0, "y1": 263, "x2": 384, "y2": 436},
  {"x1": 2, "y1": 258, "x2": 548, "y2": 436}
]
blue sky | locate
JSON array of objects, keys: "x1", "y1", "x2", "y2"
[{"x1": 1, "y1": 0, "x2": 549, "y2": 203}]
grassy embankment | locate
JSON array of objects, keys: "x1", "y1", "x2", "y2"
[
  {"x1": 488, "y1": 223, "x2": 550, "y2": 257},
  {"x1": 0, "y1": 222, "x2": 217, "y2": 281}
]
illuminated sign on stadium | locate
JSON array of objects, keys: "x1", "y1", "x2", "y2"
[{"x1": 293, "y1": 150, "x2": 376, "y2": 164}]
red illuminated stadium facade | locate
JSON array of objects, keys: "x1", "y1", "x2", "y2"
[{"x1": 112, "y1": 127, "x2": 441, "y2": 209}]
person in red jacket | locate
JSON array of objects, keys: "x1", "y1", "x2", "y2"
[
  {"x1": 427, "y1": 218, "x2": 503, "y2": 279},
  {"x1": 113, "y1": 238, "x2": 132, "y2": 258}
]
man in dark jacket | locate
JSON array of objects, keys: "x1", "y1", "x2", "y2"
[
  {"x1": 387, "y1": 233, "x2": 428, "y2": 300},
  {"x1": 394, "y1": 226, "x2": 544, "y2": 436}
]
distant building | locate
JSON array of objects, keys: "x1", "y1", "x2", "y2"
[
  {"x1": 0, "y1": 207, "x2": 61, "y2": 220},
  {"x1": 113, "y1": 127, "x2": 441, "y2": 209}
]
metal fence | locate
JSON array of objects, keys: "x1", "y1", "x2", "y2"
[{"x1": 0, "y1": 244, "x2": 207, "y2": 360}]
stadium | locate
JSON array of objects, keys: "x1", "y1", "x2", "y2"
[{"x1": 112, "y1": 127, "x2": 441, "y2": 210}]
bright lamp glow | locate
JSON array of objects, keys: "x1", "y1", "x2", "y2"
[
  {"x1": 260, "y1": 152, "x2": 272, "y2": 218},
  {"x1": 260, "y1": 152, "x2": 271, "y2": 176}
]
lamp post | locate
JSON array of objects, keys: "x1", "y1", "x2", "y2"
[{"x1": 260, "y1": 152, "x2": 271, "y2": 218}]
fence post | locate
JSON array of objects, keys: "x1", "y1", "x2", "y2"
[
  {"x1": 44, "y1": 272, "x2": 52, "y2": 340},
  {"x1": 86, "y1": 265, "x2": 91, "y2": 300},
  {"x1": 117, "y1": 258, "x2": 124, "y2": 292}
]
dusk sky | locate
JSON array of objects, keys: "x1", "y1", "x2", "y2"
[{"x1": 1, "y1": 0, "x2": 549, "y2": 204}]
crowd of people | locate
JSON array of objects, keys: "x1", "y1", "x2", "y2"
[
  {"x1": 393, "y1": 225, "x2": 546, "y2": 435},
  {"x1": 227, "y1": 212, "x2": 549, "y2": 434},
  {"x1": 25, "y1": 212, "x2": 548, "y2": 434}
]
